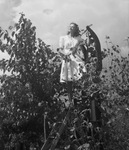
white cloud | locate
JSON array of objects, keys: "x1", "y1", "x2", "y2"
[
  {"x1": 0, "y1": 0, "x2": 22, "y2": 29},
  {"x1": 43, "y1": 9, "x2": 53, "y2": 15}
]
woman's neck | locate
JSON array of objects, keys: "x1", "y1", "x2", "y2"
[{"x1": 68, "y1": 33, "x2": 78, "y2": 38}]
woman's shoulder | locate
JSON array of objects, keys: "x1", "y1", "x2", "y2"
[{"x1": 60, "y1": 35, "x2": 70, "y2": 42}]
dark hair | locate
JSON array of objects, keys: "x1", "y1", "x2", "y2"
[
  {"x1": 67, "y1": 22, "x2": 80, "y2": 37},
  {"x1": 70, "y1": 22, "x2": 78, "y2": 27}
]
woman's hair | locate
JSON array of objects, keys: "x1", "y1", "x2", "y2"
[{"x1": 67, "y1": 22, "x2": 80, "y2": 37}]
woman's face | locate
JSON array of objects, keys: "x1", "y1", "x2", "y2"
[{"x1": 69, "y1": 23, "x2": 79, "y2": 37}]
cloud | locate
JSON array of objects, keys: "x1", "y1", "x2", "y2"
[
  {"x1": 11, "y1": 0, "x2": 22, "y2": 7},
  {"x1": 43, "y1": 9, "x2": 53, "y2": 15},
  {"x1": 0, "y1": 0, "x2": 22, "y2": 29}
]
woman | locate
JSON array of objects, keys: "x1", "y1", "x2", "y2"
[{"x1": 58, "y1": 22, "x2": 86, "y2": 103}]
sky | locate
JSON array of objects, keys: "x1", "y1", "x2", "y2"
[{"x1": 0, "y1": 0, "x2": 129, "y2": 59}]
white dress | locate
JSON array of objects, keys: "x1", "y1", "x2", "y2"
[{"x1": 59, "y1": 35, "x2": 86, "y2": 82}]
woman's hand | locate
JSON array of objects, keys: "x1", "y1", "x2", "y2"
[
  {"x1": 71, "y1": 47, "x2": 77, "y2": 55},
  {"x1": 71, "y1": 40, "x2": 84, "y2": 55}
]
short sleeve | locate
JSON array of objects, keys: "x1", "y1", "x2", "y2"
[{"x1": 59, "y1": 36, "x2": 64, "y2": 49}]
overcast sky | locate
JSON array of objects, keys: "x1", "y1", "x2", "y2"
[{"x1": 0, "y1": 0, "x2": 129, "y2": 55}]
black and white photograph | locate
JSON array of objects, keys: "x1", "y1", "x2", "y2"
[{"x1": 0, "y1": 0, "x2": 129, "y2": 149}]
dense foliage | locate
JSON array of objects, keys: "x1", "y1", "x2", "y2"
[
  {"x1": 0, "y1": 14, "x2": 129, "y2": 150},
  {"x1": 0, "y1": 13, "x2": 65, "y2": 149}
]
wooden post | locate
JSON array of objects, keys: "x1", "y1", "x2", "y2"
[
  {"x1": 91, "y1": 99, "x2": 96, "y2": 122},
  {"x1": 44, "y1": 112, "x2": 47, "y2": 143},
  {"x1": 49, "y1": 108, "x2": 71, "y2": 150}
]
